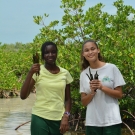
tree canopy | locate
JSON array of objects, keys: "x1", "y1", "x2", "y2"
[{"x1": 0, "y1": 0, "x2": 135, "y2": 115}]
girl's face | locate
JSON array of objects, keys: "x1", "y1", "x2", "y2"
[
  {"x1": 82, "y1": 42, "x2": 100, "y2": 63},
  {"x1": 44, "y1": 45, "x2": 57, "y2": 64}
]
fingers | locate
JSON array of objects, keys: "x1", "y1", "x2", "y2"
[
  {"x1": 60, "y1": 124, "x2": 69, "y2": 134},
  {"x1": 90, "y1": 80, "x2": 101, "y2": 90},
  {"x1": 60, "y1": 117, "x2": 69, "y2": 134},
  {"x1": 30, "y1": 64, "x2": 40, "y2": 74},
  {"x1": 33, "y1": 63, "x2": 40, "y2": 68}
]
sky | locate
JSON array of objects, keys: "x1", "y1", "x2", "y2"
[{"x1": 0, "y1": 0, "x2": 135, "y2": 44}]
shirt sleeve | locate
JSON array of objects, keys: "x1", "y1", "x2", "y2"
[
  {"x1": 66, "y1": 71, "x2": 73, "y2": 84},
  {"x1": 32, "y1": 73, "x2": 37, "y2": 81},
  {"x1": 79, "y1": 72, "x2": 85, "y2": 93},
  {"x1": 113, "y1": 65, "x2": 126, "y2": 88}
]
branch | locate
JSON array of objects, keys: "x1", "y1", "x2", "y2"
[
  {"x1": 122, "y1": 121, "x2": 134, "y2": 135},
  {"x1": 15, "y1": 120, "x2": 31, "y2": 130},
  {"x1": 8, "y1": 69, "x2": 19, "y2": 75},
  {"x1": 122, "y1": 110, "x2": 135, "y2": 119}
]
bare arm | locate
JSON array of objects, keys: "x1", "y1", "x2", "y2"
[
  {"x1": 100, "y1": 86, "x2": 123, "y2": 99},
  {"x1": 90, "y1": 80, "x2": 123, "y2": 99},
  {"x1": 64, "y1": 84, "x2": 71, "y2": 113},
  {"x1": 20, "y1": 63, "x2": 40, "y2": 100},
  {"x1": 81, "y1": 91, "x2": 96, "y2": 106},
  {"x1": 81, "y1": 79, "x2": 123, "y2": 106},
  {"x1": 60, "y1": 84, "x2": 71, "y2": 134}
]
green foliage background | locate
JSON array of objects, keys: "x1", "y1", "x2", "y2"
[{"x1": 0, "y1": 0, "x2": 135, "y2": 116}]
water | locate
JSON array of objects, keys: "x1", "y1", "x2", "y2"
[
  {"x1": 0, "y1": 93, "x2": 79, "y2": 135},
  {"x1": 0, "y1": 93, "x2": 36, "y2": 135}
]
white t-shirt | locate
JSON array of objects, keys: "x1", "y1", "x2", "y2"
[{"x1": 80, "y1": 63, "x2": 126, "y2": 127}]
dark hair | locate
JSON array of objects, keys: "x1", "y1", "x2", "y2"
[
  {"x1": 80, "y1": 39, "x2": 104, "y2": 70},
  {"x1": 41, "y1": 41, "x2": 58, "y2": 60}
]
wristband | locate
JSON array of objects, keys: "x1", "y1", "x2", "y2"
[{"x1": 64, "y1": 111, "x2": 70, "y2": 116}]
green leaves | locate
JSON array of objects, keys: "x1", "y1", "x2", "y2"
[
  {"x1": 0, "y1": 43, "x2": 32, "y2": 91},
  {"x1": 33, "y1": 16, "x2": 43, "y2": 25},
  {"x1": 31, "y1": 0, "x2": 135, "y2": 114},
  {"x1": 1, "y1": 0, "x2": 135, "y2": 115}
]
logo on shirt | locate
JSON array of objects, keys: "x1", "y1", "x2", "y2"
[{"x1": 102, "y1": 76, "x2": 111, "y2": 82}]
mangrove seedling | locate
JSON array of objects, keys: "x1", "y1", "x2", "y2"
[
  {"x1": 33, "y1": 52, "x2": 40, "y2": 76},
  {"x1": 86, "y1": 68, "x2": 93, "y2": 81},
  {"x1": 94, "y1": 71, "x2": 99, "y2": 80}
]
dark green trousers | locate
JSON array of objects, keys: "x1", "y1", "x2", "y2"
[
  {"x1": 31, "y1": 114, "x2": 63, "y2": 135},
  {"x1": 85, "y1": 124, "x2": 121, "y2": 135}
]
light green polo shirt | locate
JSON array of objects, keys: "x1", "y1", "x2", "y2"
[{"x1": 32, "y1": 65, "x2": 73, "y2": 120}]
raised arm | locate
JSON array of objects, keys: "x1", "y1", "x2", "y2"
[{"x1": 20, "y1": 63, "x2": 40, "y2": 100}]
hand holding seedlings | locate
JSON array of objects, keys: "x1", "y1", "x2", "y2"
[
  {"x1": 86, "y1": 68, "x2": 97, "y2": 92},
  {"x1": 86, "y1": 69, "x2": 100, "y2": 92},
  {"x1": 90, "y1": 71, "x2": 103, "y2": 91}
]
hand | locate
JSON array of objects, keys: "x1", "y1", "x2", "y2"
[
  {"x1": 59, "y1": 115, "x2": 69, "y2": 134},
  {"x1": 90, "y1": 80, "x2": 102, "y2": 91},
  {"x1": 30, "y1": 63, "x2": 40, "y2": 75}
]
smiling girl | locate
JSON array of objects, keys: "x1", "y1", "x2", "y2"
[
  {"x1": 20, "y1": 41, "x2": 73, "y2": 135},
  {"x1": 80, "y1": 39, "x2": 126, "y2": 135}
]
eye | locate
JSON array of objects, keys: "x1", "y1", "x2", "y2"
[
  {"x1": 91, "y1": 47, "x2": 96, "y2": 51},
  {"x1": 84, "y1": 49, "x2": 89, "y2": 52},
  {"x1": 44, "y1": 51, "x2": 49, "y2": 54},
  {"x1": 44, "y1": 50, "x2": 57, "y2": 55},
  {"x1": 52, "y1": 50, "x2": 57, "y2": 54}
]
